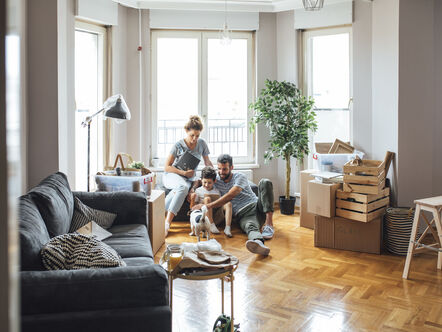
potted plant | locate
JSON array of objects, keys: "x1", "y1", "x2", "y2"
[{"x1": 250, "y1": 79, "x2": 317, "y2": 215}]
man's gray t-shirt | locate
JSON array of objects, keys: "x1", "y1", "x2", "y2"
[
  {"x1": 169, "y1": 138, "x2": 210, "y2": 171},
  {"x1": 215, "y1": 172, "x2": 257, "y2": 215}
]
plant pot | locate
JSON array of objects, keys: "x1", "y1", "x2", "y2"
[{"x1": 279, "y1": 196, "x2": 296, "y2": 215}]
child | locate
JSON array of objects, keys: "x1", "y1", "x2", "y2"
[{"x1": 190, "y1": 166, "x2": 233, "y2": 237}]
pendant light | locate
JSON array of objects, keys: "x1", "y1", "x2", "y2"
[
  {"x1": 220, "y1": 0, "x2": 231, "y2": 45},
  {"x1": 302, "y1": 0, "x2": 324, "y2": 11}
]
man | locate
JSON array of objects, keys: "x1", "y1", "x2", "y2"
[{"x1": 192, "y1": 154, "x2": 274, "y2": 255}]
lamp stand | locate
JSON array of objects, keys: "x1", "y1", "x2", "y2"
[{"x1": 87, "y1": 122, "x2": 91, "y2": 192}]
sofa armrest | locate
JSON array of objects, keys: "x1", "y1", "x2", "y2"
[
  {"x1": 73, "y1": 191, "x2": 147, "y2": 226},
  {"x1": 21, "y1": 264, "x2": 169, "y2": 315}
]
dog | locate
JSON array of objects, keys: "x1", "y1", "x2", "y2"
[{"x1": 189, "y1": 205, "x2": 211, "y2": 241}]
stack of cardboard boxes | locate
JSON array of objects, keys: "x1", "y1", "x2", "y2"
[{"x1": 300, "y1": 144, "x2": 391, "y2": 255}]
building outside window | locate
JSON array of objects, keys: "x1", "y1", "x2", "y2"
[
  {"x1": 151, "y1": 30, "x2": 254, "y2": 165},
  {"x1": 74, "y1": 22, "x2": 107, "y2": 190},
  {"x1": 303, "y1": 26, "x2": 352, "y2": 146}
]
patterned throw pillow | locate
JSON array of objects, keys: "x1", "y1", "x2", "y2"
[
  {"x1": 41, "y1": 233, "x2": 126, "y2": 270},
  {"x1": 69, "y1": 197, "x2": 116, "y2": 233}
]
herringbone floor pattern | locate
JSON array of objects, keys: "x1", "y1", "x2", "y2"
[{"x1": 155, "y1": 209, "x2": 442, "y2": 332}]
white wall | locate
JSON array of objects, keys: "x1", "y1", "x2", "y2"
[
  {"x1": 371, "y1": 0, "x2": 399, "y2": 205},
  {"x1": 352, "y1": 0, "x2": 372, "y2": 157}
]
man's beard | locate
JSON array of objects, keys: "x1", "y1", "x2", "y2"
[{"x1": 220, "y1": 170, "x2": 231, "y2": 180}]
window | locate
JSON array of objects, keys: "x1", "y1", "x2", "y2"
[
  {"x1": 151, "y1": 30, "x2": 254, "y2": 164},
  {"x1": 74, "y1": 22, "x2": 107, "y2": 190},
  {"x1": 303, "y1": 27, "x2": 352, "y2": 144}
]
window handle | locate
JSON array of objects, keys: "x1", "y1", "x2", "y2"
[{"x1": 348, "y1": 97, "x2": 353, "y2": 109}]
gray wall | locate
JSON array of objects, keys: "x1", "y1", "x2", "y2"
[
  {"x1": 253, "y1": 13, "x2": 280, "y2": 194},
  {"x1": 109, "y1": 4, "x2": 129, "y2": 159},
  {"x1": 434, "y1": 1, "x2": 442, "y2": 196},
  {"x1": 57, "y1": 0, "x2": 76, "y2": 186},
  {"x1": 397, "y1": 0, "x2": 435, "y2": 205},
  {"x1": 26, "y1": 0, "x2": 60, "y2": 188},
  {"x1": 275, "y1": 10, "x2": 300, "y2": 196}
]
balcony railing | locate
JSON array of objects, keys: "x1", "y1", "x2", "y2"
[{"x1": 157, "y1": 119, "x2": 247, "y2": 158}]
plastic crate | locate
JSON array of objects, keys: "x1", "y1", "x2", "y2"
[
  {"x1": 313, "y1": 151, "x2": 364, "y2": 173},
  {"x1": 95, "y1": 173, "x2": 155, "y2": 195}
]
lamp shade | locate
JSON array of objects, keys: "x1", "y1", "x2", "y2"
[
  {"x1": 103, "y1": 94, "x2": 131, "y2": 121},
  {"x1": 302, "y1": 0, "x2": 324, "y2": 11}
]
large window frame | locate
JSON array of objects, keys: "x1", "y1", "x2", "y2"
[
  {"x1": 302, "y1": 26, "x2": 353, "y2": 147},
  {"x1": 151, "y1": 29, "x2": 255, "y2": 165},
  {"x1": 74, "y1": 21, "x2": 107, "y2": 191}
]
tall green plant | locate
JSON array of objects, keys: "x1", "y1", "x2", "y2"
[{"x1": 250, "y1": 79, "x2": 317, "y2": 199}]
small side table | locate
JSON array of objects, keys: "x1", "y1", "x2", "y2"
[
  {"x1": 148, "y1": 190, "x2": 165, "y2": 255},
  {"x1": 402, "y1": 196, "x2": 442, "y2": 279},
  {"x1": 162, "y1": 262, "x2": 238, "y2": 332}
]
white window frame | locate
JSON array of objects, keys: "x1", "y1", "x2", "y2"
[
  {"x1": 302, "y1": 26, "x2": 353, "y2": 147},
  {"x1": 151, "y1": 29, "x2": 255, "y2": 165},
  {"x1": 74, "y1": 21, "x2": 107, "y2": 190}
]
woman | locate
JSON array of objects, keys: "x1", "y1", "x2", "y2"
[{"x1": 163, "y1": 115, "x2": 212, "y2": 236}]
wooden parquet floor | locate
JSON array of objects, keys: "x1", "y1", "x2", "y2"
[{"x1": 155, "y1": 209, "x2": 442, "y2": 332}]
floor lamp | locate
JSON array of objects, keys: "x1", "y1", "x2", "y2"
[{"x1": 81, "y1": 94, "x2": 131, "y2": 192}]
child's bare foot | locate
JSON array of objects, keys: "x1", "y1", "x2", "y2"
[{"x1": 224, "y1": 226, "x2": 232, "y2": 238}]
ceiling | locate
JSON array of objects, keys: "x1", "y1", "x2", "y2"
[{"x1": 114, "y1": 0, "x2": 353, "y2": 13}]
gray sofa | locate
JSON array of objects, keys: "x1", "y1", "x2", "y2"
[{"x1": 19, "y1": 172, "x2": 171, "y2": 332}]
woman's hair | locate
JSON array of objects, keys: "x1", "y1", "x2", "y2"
[{"x1": 184, "y1": 115, "x2": 203, "y2": 132}]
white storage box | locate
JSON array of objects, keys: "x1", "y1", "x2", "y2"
[
  {"x1": 313, "y1": 151, "x2": 364, "y2": 173},
  {"x1": 95, "y1": 173, "x2": 155, "y2": 195}
]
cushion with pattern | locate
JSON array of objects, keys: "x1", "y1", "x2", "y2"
[
  {"x1": 41, "y1": 233, "x2": 126, "y2": 270},
  {"x1": 69, "y1": 197, "x2": 116, "y2": 233}
]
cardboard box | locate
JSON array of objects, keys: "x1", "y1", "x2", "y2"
[
  {"x1": 307, "y1": 180, "x2": 342, "y2": 218},
  {"x1": 300, "y1": 169, "x2": 318, "y2": 229},
  {"x1": 314, "y1": 216, "x2": 382, "y2": 254},
  {"x1": 148, "y1": 190, "x2": 165, "y2": 255}
]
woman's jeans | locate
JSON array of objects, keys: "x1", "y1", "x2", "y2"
[{"x1": 163, "y1": 172, "x2": 192, "y2": 215}]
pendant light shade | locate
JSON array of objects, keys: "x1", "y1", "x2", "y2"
[{"x1": 302, "y1": 0, "x2": 324, "y2": 11}]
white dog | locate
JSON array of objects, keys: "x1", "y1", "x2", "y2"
[{"x1": 189, "y1": 205, "x2": 211, "y2": 242}]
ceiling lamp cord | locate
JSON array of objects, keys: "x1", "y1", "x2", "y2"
[{"x1": 220, "y1": 0, "x2": 231, "y2": 45}]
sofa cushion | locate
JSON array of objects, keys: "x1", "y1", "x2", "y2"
[
  {"x1": 104, "y1": 224, "x2": 153, "y2": 259},
  {"x1": 29, "y1": 172, "x2": 74, "y2": 237},
  {"x1": 19, "y1": 195, "x2": 50, "y2": 271},
  {"x1": 69, "y1": 197, "x2": 117, "y2": 232},
  {"x1": 21, "y1": 264, "x2": 169, "y2": 315},
  {"x1": 41, "y1": 233, "x2": 126, "y2": 270}
]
